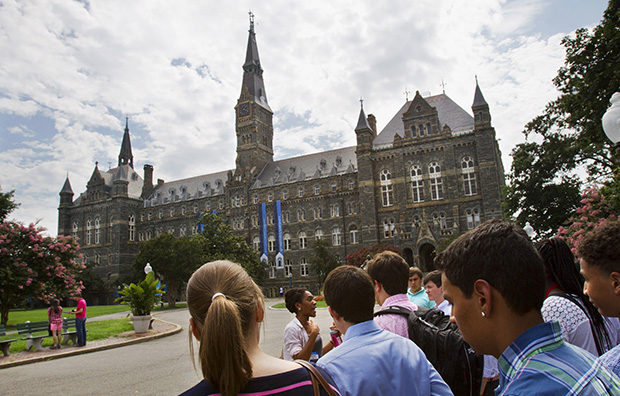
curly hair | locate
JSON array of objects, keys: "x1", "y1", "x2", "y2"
[
  {"x1": 284, "y1": 288, "x2": 307, "y2": 314},
  {"x1": 577, "y1": 220, "x2": 620, "y2": 275}
]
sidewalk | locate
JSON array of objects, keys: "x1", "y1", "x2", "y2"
[{"x1": 0, "y1": 316, "x2": 182, "y2": 369}]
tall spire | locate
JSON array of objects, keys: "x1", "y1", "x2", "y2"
[
  {"x1": 118, "y1": 117, "x2": 134, "y2": 168},
  {"x1": 241, "y1": 12, "x2": 269, "y2": 109},
  {"x1": 355, "y1": 98, "x2": 371, "y2": 131},
  {"x1": 60, "y1": 173, "x2": 73, "y2": 194},
  {"x1": 472, "y1": 76, "x2": 492, "y2": 129},
  {"x1": 472, "y1": 76, "x2": 488, "y2": 108}
]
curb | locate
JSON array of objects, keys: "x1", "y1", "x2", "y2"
[{"x1": 0, "y1": 318, "x2": 183, "y2": 369}]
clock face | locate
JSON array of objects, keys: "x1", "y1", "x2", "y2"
[{"x1": 239, "y1": 102, "x2": 250, "y2": 117}]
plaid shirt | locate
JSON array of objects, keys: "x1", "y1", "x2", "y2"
[
  {"x1": 48, "y1": 307, "x2": 63, "y2": 325},
  {"x1": 498, "y1": 321, "x2": 620, "y2": 395}
]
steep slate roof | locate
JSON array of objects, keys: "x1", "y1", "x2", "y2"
[
  {"x1": 145, "y1": 169, "x2": 231, "y2": 206},
  {"x1": 252, "y1": 146, "x2": 357, "y2": 189},
  {"x1": 374, "y1": 93, "x2": 475, "y2": 148},
  {"x1": 60, "y1": 176, "x2": 73, "y2": 194}
]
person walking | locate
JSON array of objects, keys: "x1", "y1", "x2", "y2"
[{"x1": 47, "y1": 299, "x2": 63, "y2": 350}]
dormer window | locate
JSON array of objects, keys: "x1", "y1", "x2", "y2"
[
  {"x1": 335, "y1": 156, "x2": 342, "y2": 167},
  {"x1": 203, "y1": 181, "x2": 211, "y2": 191},
  {"x1": 320, "y1": 159, "x2": 327, "y2": 170}
]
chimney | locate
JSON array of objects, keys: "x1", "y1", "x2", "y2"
[
  {"x1": 141, "y1": 164, "x2": 154, "y2": 199},
  {"x1": 367, "y1": 114, "x2": 377, "y2": 137}
]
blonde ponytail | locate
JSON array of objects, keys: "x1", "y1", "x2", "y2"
[{"x1": 187, "y1": 261, "x2": 263, "y2": 396}]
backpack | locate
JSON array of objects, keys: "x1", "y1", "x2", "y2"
[{"x1": 374, "y1": 305, "x2": 483, "y2": 396}]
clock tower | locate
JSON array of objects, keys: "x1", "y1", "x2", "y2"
[{"x1": 235, "y1": 13, "x2": 274, "y2": 184}]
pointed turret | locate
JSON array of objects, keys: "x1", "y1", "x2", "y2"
[
  {"x1": 472, "y1": 77, "x2": 492, "y2": 129},
  {"x1": 58, "y1": 174, "x2": 74, "y2": 236},
  {"x1": 59, "y1": 174, "x2": 74, "y2": 206},
  {"x1": 355, "y1": 99, "x2": 374, "y2": 153},
  {"x1": 355, "y1": 100, "x2": 372, "y2": 132},
  {"x1": 60, "y1": 174, "x2": 73, "y2": 195},
  {"x1": 118, "y1": 118, "x2": 134, "y2": 168}
]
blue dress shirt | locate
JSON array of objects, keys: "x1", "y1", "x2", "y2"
[
  {"x1": 599, "y1": 343, "x2": 620, "y2": 378},
  {"x1": 316, "y1": 320, "x2": 453, "y2": 396}
]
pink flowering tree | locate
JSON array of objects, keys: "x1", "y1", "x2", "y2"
[
  {"x1": 0, "y1": 221, "x2": 84, "y2": 325},
  {"x1": 558, "y1": 180, "x2": 620, "y2": 254}
]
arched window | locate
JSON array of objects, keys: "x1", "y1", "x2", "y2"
[
  {"x1": 108, "y1": 217, "x2": 114, "y2": 242},
  {"x1": 426, "y1": 123, "x2": 432, "y2": 135},
  {"x1": 268, "y1": 235, "x2": 275, "y2": 252},
  {"x1": 383, "y1": 218, "x2": 395, "y2": 238},
  {"x1": 72, "y1": 222, "x2": 79, "y2": 239},
  {"x1": 331, "y1": 204, "x2": 340, "y2": 217},
  {"x1": 410, "y1": 164, "x2": 424, "y2": 203},
  {"x1": 299, "y1": 231, "x2": 308, "y2": 249},
  {"x1": 380, "y1": 169, "x2": 393, "y2": 207},
  {"x1": 462, "y1": 156, "x2": 477, "y2": 196},
  {"x1": 429, "y1": 162, "x2": 443, "y2": 200},
  {"x1": 332, "y1": 227, "x2": 342, "y2": 246},
  {"x1": 86, "y1": 219, "x2": 92, "y2": 245},
  {"x1": 419, "y1": 124, "x2": 425, "y2": 136},
  {"x1": 315, "y1": 229, "x2": 324, "y2": 240},
  {"x1": 283, "y1": 233, "x2": 291, "y2": 250},
  {"x1": 300, "y1": 258, "x2": 309, "y2": 276},
  {"x1": 94, "y1": 217, "x2": 100, "y2": 244},
  {"x1": 466, "y1": 208, "x2": 481, "y2": 229},
  {"x1": 253, "y1": 236, "x2": 260, "y2": 251},
  {"x1": 349, "y1": 224, "x2": 359, "y2": 244},
  {"x1": 180, "y1": 224, "x2": 187, "y2": 236},
  {"x1": 411, "y1": 125, "x2": 417, "y2": 137},
  {"x1": 128, "y1": 214, "x2": 135, "y2": 241}
]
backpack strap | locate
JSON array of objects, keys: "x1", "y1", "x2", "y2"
[{"x1": 373, "y1": 305, "x2": 412, "y2": 317}]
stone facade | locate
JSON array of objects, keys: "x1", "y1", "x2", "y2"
[{"x1": 58, "y1": 20, "x2": 505, "y2": 300}]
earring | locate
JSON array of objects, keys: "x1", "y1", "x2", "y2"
[
  {"x1": 297, "y1": 307, "x2": 301, "y2": 310},
  {"x1": 481, "y1": 311, "x2": 486, "y2": 317}
]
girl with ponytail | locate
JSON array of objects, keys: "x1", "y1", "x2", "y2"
[
  {"x1": 536, "y1": 237, "x2": 617, "y2": 356},
  {"x1": 180, "y1": 260, "x2": 340, "y2": 396}
]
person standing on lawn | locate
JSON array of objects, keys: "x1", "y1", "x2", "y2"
[
  {"x1": 47, "y1": 299, "x2": 63, "y2": 350},
  {"x1": 68, "y1": 293, "x2": 87, "y2": 346}
]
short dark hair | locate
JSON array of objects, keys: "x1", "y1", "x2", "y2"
[
  {"x1": 435, "y1": 219, "x2": 545, "y2": 315},
  {"x1": 284, "y1": 288, "x2": 306, "y2": 314},
  {"x1": 423, "y1": 270, "x2": 443, "y2": 287},
  {"x1": 366, "y1": 251, "x2": 409, "y2": 296},
  {"x1": 409, "y1": 267, "x2": 423, "y2": 278},
  {"x1": 578, "y1": 220, "x2": 620, "y2": 275},
  {"x1": 324, "y1": 266, "x2": 375, "y2": 324}
]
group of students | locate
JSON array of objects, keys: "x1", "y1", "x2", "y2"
[{"x1": 179, "y1": 219, "x2": 620, "y2": 396}]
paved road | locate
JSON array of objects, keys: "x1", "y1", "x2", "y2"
[{"x1": 1, "y1": 299, "x2": 336, "y2": 396}]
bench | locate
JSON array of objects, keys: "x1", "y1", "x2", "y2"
[
  {"x1": 16, "y1": 321, "x2": 49, "y2": 351},
  {"x1": 62, "y1": 317, "x2": 78, "y2": 345},
  {"x1": 0, "y1": 325, "x2": 17, "y2": 356}
]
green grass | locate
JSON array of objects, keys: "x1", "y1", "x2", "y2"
[
  {"x1": 5, "y1": 305, "x2": 130, "y2": 328},
  {"x1": 271, "y1": 300, "x2": 328, "y2": 309},
  {"x1": 0, "y1": 318, "x2": 135, "y2": 353}
]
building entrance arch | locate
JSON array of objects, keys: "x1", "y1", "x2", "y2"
[
  {"x1": 402, "y1": 247, "x2": 414, "y2": 267},
  {"x1": 418, "y1": 243, "x2": 436, "y2": 272}
]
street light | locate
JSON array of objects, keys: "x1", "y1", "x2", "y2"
[
  {"x1": 602, "y1": 92, "x2": 620, "y2": 150},
  {"x1": 523, "y1": 222, "x2": 536, "y2": 239},
  {"x1": 144, "y1": 262, "x2": 152, "y2": 275}
]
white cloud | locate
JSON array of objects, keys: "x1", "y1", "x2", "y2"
[{"x1": 0, "y1": 0, "x2": 608, "y2": 233}]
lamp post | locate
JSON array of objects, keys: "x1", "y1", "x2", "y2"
[
  {"x1": 144, "y1": 262, "x2": 152, "y2": 275},
  {"x1": 523, "y1": 222, "x2": 536, "y2": 240},
  {"x1": 602, "y1": 92, "x2": 620, "y2": 150}
]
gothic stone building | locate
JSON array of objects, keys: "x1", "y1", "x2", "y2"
[{"x1": 58, "y1": 20, "x2": 505, "y2": 300}]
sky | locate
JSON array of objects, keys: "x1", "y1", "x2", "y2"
[{"x1": 0, "y1": 0, "x2": 610, "y2": 235}]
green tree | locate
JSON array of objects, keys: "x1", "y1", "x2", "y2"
[
  {"x1": 0, "y1": 222, "x2": 83, "y2": 325},
  {"x1": 505, "y1": 1, "x2": 620, "y2": 236},
  {"x1": 133, "y1": 233, "x2": 202, "y2": 307},
  {"x1": 310, "y1": 238, "x2": 340, "y2": 290},
  {"x1": 0, "y1": 186, "x2": 19, "y2": 221},
  {"x1": 196, "y1": 213, "x2": 264, "y2": 284}
]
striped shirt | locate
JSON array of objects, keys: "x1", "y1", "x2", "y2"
[{"x1": 498, "y1": 321, "x2": 620, "y2": 395}]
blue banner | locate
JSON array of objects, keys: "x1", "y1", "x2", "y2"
[
  {"x1": 274, "y1": 200, "x2": 284, "y2": 269},
  {"x1": 259, "y1": 203, "x2": 268, "y2": 264}
]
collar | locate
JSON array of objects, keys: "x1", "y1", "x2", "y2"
[
  {"x1": 343, "y1": 320, "x2": 382, "y2": 342},
  {"x1": 381, "y1": 293, "x2": 414, "y2": 309},
  {"x1": 408, "y1": 287, "x2": 425, "y2": 297}
]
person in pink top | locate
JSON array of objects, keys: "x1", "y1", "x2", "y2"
[
  {"x1": 47, "y1": 299, "x2": 63, "y2": 349},
  {"x1": 366, "y1": 251, "x2": 418, "y2": 337},
  {"x1": 67, "y1": 293, "x2": 87, "y2": 346}
]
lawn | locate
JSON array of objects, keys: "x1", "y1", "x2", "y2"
[
  {"x1": 4, "y1": 305, "x2": 130, "y2": 328},
  {"x1": 0, "y1": 318, "x2": 135, "y2": 354}
]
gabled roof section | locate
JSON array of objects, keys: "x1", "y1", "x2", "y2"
[
  {"x1": 87, "y1": 163, "x2": 105, "y2": 187},
  {"x1": 145, "y1": 169, "x2": 232, "y2": 206},
  {"x1": 374, "y1": 93, "x2": 474, "y2": 148},
  {"x1": 252, "y1": 146, "x2": 357, "y2": 189}
]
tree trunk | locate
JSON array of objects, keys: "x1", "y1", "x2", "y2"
[{"x1": 167, "y1": 284, "x2": 177, "y2": 308}]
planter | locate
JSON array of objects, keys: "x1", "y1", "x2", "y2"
[{"x1": 131, "y1": 314, "x2": 152, "y2": 334}]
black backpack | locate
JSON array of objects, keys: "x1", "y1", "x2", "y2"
[{"x1": 374, "y1": 306, "x2": 483, "y2": 396}]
